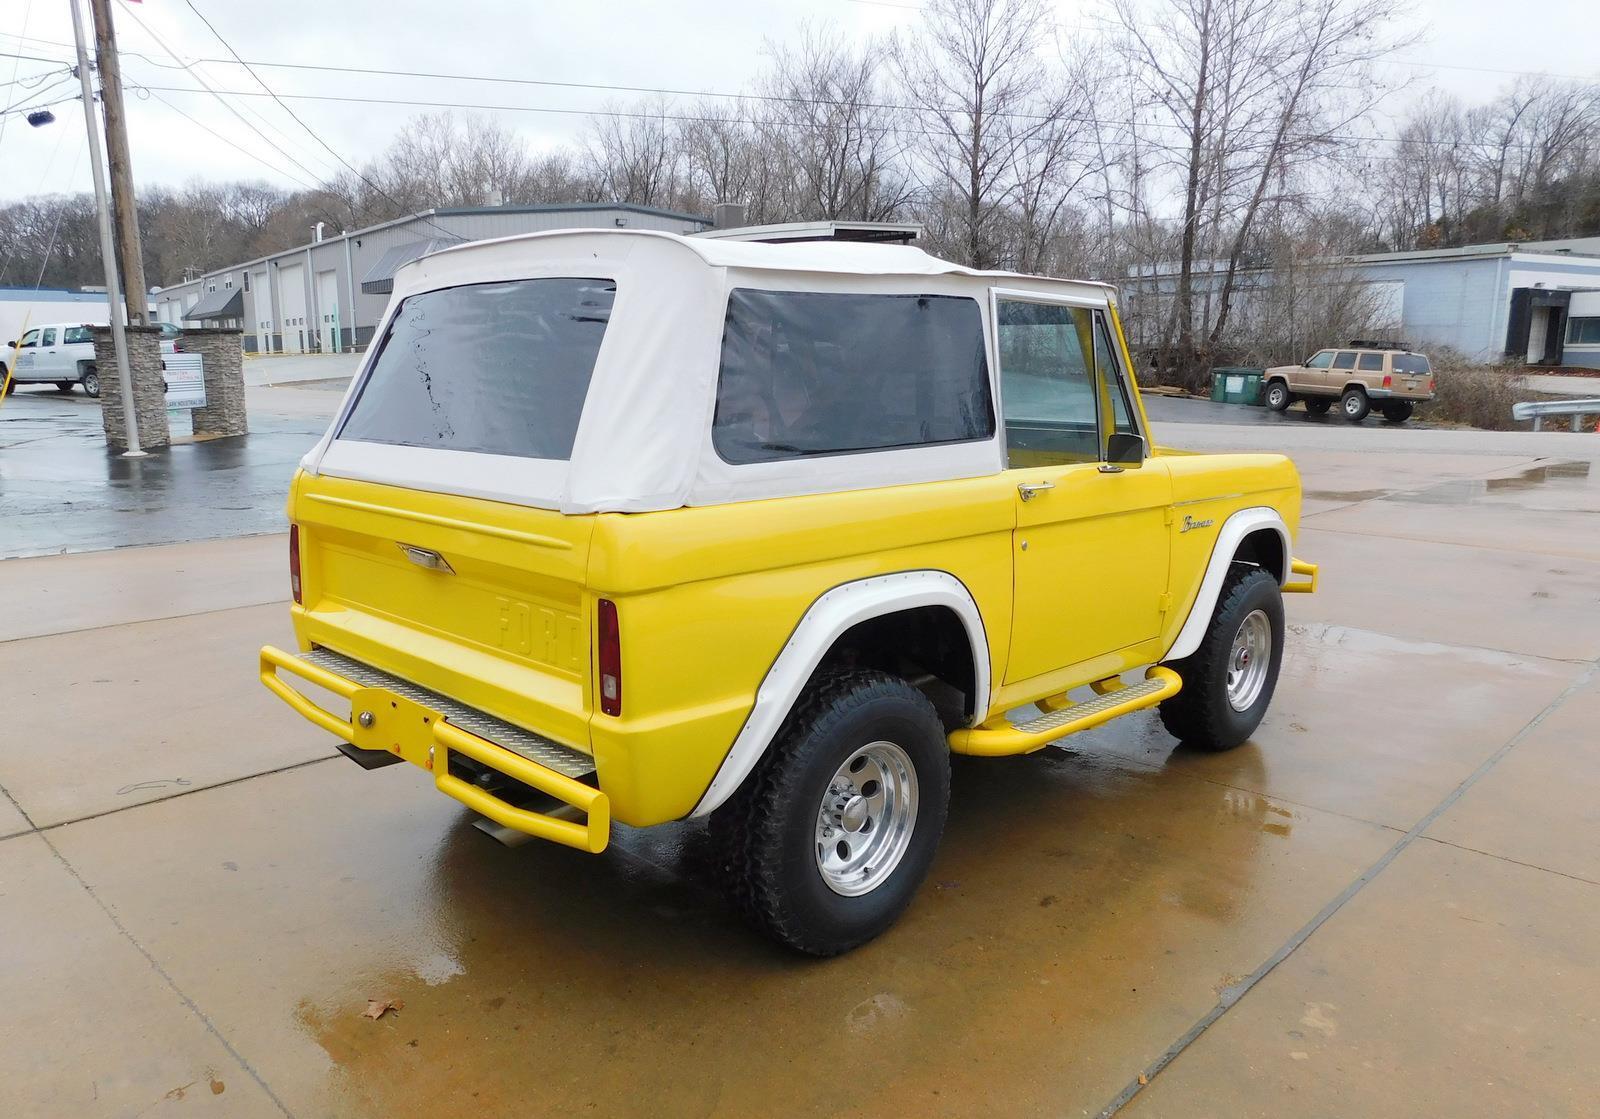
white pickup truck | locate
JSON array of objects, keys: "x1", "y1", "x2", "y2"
[{"x1": 2, "y1": 321, "x2": 181, "y2": 397}]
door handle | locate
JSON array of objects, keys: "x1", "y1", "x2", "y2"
[{"x1": 1017, "y1": 481, "x2": 1055, "y2": 501}]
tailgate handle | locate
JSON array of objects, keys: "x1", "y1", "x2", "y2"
[{"x1": 398, "y1": 543, "x2": 455, "y2": 574}]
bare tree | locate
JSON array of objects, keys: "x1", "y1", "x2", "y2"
[
  {"x1": 1110, "y1": 0, "x2": 1415, "y2": 386},
  {"x1": 584, "y1": 99, "x2": 686, "y2": 209},
  {"x1": 894, "y1": 0, "x2": 1071, "y2": 268}
]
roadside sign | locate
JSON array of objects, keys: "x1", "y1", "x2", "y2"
[{"x1": 163, "y1": 353, "x2": 207, "y2": 410}]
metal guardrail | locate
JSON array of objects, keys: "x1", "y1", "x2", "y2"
[{"x1": 1512, "y1": 398, "x2": 1600, "y2": 432}]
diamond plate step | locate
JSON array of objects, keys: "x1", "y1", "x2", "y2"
[
  {"x1": 302, "y1": 647, "x2": 595, "y2": 780},
  {"x1": 1011, "y1": 678, "x2": 1168, "y2": 735}
]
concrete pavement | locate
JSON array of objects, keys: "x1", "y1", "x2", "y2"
[{"x1": 2, "y1": 424, "x2": 1598, "y2": 1116}]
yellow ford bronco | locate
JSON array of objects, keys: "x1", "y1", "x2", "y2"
[{"x1": 260, "y1": 229, "x2": 1316, "y2": 955}]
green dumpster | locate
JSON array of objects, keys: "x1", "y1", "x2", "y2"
[{"x1": 1210, "y1": 366, "x2": 1266, "y2": 405}]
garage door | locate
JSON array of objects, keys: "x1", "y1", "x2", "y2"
[{"x1": 277, "y1": 262, "x2": 307, "y2": 354}]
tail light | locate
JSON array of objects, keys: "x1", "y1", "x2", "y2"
[
  {"x1": 1429, "y1": 377, "x2": 1437, "y2": 392},
  {"x1": 1382, "y1": 374, "x2": 1392, "y2": 389},
  {"x1": 289, "y1": 524, "x2": 302, "y2": 604},
  {"x1": 597, "y1": 598, "x2": 622, "y2": 716}
]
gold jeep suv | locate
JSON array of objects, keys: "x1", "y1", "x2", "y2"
[{"x1": 1263, "y1": 340, "x2": 1435, "y2": 423}]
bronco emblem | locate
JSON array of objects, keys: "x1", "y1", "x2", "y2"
[{"x1": 1180, "y1": 515, "x2": 1215, "y2": 533}]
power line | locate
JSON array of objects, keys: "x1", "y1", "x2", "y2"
[
  {"x1": 107, "y1": 1, "x2": 332, "y2": 188},
  {"x1": 175, "y1": 0, "x2": 458, "y2": 240},
  {"x1": 128, "y1": 82, "x2": 320, "y2": 191}
]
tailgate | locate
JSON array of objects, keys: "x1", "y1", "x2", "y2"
[{"x1": 291, "y1": 471, "x2": 596, "y2": 752}]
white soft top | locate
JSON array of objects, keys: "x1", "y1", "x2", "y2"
[{"x1": 303, "y1": 228, "x2": 1114, "y2": 514}]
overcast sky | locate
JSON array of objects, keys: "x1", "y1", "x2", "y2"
[{"x1": 2, "y1": 0, "x2": 1596, "y2": 204}]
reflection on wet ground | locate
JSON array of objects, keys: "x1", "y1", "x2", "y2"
[{"x1": 1305, "y1": 459, "x2": 1597, "y2": 512}]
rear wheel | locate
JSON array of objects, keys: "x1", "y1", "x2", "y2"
[
  {"x1": 711, "y1": 671, "x2": 950, "y2": 956},
  {"x1": 1340, "y1": 387, "x2": 1370, "y2": 422},
  {"x1": 1263, "y1": 381, "x2": 1291, "y2": 411},
  {"x1": 1380, "y1": 401, "x2": 1414, "y2": 424},
  {"x1": 1159, "y1": 567, "x2": 1284, "y2": 751},
  {"x1": 80, "y1": 368, "x2": 101, "y2": 398},
  {"x1": 1304, "y1": 397, "x2": 1332, "y2": 415}
]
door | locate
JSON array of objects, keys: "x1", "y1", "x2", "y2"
[
  {"x1": 316, "y1": 269, "x2": 340, "y2": 353},
  {"x1": 11, "y1": 327, "x2": 41, "y2": 381},
  {"x1": 996, "y1": 293, "x2": 1173, "y2": 686},
  {"x1": 254, "y1": 271, "x2": 271, "y2": 353},
  {"x1": 1294, "y1": 349, "x2": 1333, "y2": 390},
  {"x1": 277, "y1": 262, "x2": 307, "y2": 354},
  {"x1": 29, "y1": 327, "x2": 64, "y2": 382},
  {"x1": 1325, "y1": 349, "x2": 1358, "y2": 390}
]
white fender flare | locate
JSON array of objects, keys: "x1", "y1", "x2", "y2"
[
  {"x1": 689, "y1": 570, "x2": 990, "y2": 818},
  {"x1": 1164, "y1": 507, "x2": 1290, "y2": 663}
]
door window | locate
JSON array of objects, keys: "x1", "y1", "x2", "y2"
[
  {"x1": 1305, "y1": 351, "x2": 1334, "y2": 368},
  {"x1": 18, "y1": 330, "x2": 38, "y2": 347},
  {"x1": 997, "y1": 300, "x2": 1100, "y2": 467},
  {"x1": 1093, "y1": 314, "x2": 1140, "y2": 442},
  {"x1": 1332, "y1": 351, "x2": 1358, "y2": 370},
  {"x1": 40, "y1": 328, "x2": 56, "y2": 346},
  {"x1": 1357, "y1": 352, "x2": 1384, "y2": 372}
]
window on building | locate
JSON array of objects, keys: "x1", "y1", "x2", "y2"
[
  {"x1": 340, "y1": 277, "x2": 616, "y2": 460},
  {"x1": 1332, "y1": 351, "x2": 1358, "y2": 369},
  {"x1": 1566, "y1": 316, "x2": 1600, "y2": 345},
  {"x1": 713, "y1": 289, "x2": 993, "y2": 464},
  {"x1": 243, "y1": 272, "x2": 251, "y2": 293},
  {"x1": 1357, "y1": 352, "x2": 1385, "y2": 372},
  {"x1": 224, "y1": 274, "x2": 233, "y2": 289}
]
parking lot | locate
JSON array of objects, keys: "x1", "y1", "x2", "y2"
[{"x1": 2, "y1": 372, "x2": 1598, "y2": 1117}]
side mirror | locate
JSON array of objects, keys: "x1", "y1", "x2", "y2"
[
  {"x1": 1107, "y1": 431, "x2": 1146, "y2": 465},
  {"x1": 3, "y1": 341, "x2": 13, "y2": 348}
]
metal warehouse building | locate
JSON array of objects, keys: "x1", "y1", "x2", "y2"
[
  {"x1": 1352, "y1": 239, "x2": 1600, "y2": 368},
  {"x1": 1122, "y1": 235, "x2": 1600, "y2": 369},
  {"x1": 151, "y1": 202, "x2": 711, "y2": 355}
]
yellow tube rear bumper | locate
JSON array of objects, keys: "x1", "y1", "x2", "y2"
[{"x1": 259, "y1": 645, "x2": 610, "y2": 853}]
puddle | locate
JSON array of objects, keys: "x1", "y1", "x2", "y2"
[
  {"x1": 1303, "y1": 489, "x2": 1388, "y2": 503},
  {"x1": 1390, "y1": 460, "x2": 1594, "y2": 506}
]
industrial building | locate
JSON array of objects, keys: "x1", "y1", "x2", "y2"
[
  {"x1": 150, "y1": 202, "x2": 712, "y2": 354},
  {"x1": 1122, "y1": 235, "x2": 1600, "y2": 369}
]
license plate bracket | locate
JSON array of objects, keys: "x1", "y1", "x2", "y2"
[{"x1": 349, "y1": 686, "x2": 439, "y2": 766}]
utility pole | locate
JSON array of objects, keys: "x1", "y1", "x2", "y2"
[
  {"x1": 88, "y1": 0, "x2": 148, "y2": 325},
  {"x1": 69, "y1": 0, "x2": 143, "y2": 456}
]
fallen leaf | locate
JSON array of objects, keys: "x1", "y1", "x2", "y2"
[
  {"x1": 1138, "y1": 1074, "x2": 1149, "y2": 1086},
  {"x1": 363, "y1": 998, "x2": 405, "y2": 1021}
]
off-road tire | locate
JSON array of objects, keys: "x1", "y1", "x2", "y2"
[
  {"x1": 710, "y1": 670, "x2": 950, "y2": 956},
  {"x1": 1304, "y1": 397, "x2": 1332, "y2": 415},
  {"x1": 80, "y1": 368, "x2": 100, "y2": 398},
  {"x1": 1340, "y1": 387, "x2": 1370, "y2": 422},
  {"x1": 1380, "y1": 401, "x2": 1414, "y2": 424},
  {"x1": 1159, "y1": 567, "x2": 1284, "y2": 752},
  {"x1": 1263, "y1": 381, "x2": 1291, "y2": 412}
]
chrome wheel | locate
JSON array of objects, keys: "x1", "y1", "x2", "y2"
[
  {"x1": 1227, "y1": 609, "x2": 1272, "y2": 711},
  {"x1": 1343, "y1": 394, "x2": 1363, "y2": 416},
  {"x1": 814, "y1": 740, "x2": 919, "y2": 897}
]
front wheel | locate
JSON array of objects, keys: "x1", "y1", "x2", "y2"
[
  {"x1": 1381, "y1": 401, "x2": 1414, "y2": 424},
  {"x1": 711, "y1": 671, "x2": 950, "y2": 956},
  {"x1": 80, "y1": 368, "x2": 101, "y2": 398},
  {"x1": 1340, "y1": 387, "x2": 1370, "y2": 422},
  {"x1": 1159, "y1": 567, "x2": 1285, "y2": 751},
  {"x1": 1263, "y1": 381, "x2": 1291, "y2": 411}
]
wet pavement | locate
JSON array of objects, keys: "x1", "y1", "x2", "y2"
[{"x1": 4, "y1": 391, "x2": 1600, "y2": 1115}]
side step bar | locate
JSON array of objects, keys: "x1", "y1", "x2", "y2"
[{"x1": 949, "y1": 667, "x2": 1182, "y2": 757}]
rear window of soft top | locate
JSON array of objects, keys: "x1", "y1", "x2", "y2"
[{"x1": 338, "y1": 277, "x2": 615, "y2": 460}]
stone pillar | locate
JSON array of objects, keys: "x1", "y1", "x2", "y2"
[
  {"x1": 91, "y1": 325, "x2": 170, "y2": 451},
  {"x1": 182, "y1": 328, "x2": 248, "y2": 438}
]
